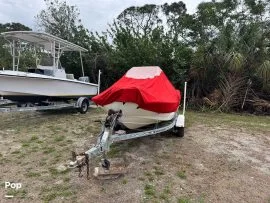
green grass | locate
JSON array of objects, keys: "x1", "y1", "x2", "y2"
[
  {"x1": 54, "y1": 135, "x2": 65, "y2": 142},
  {"x1": 25, "y1": 171, "x2": 41, "y2": 178},
  {"x1": 11, "y1": 150, "x2": 21, "y2": 154},
  {"x1": 41, "y1": 184, "x2": 75, "y2": 202},
  {"x1": 107, "y1": 140, "x2": 139, "y2": 158},
  {"x1": 186, "y1": 110, "x2": 270, "y2": 131},
  {"x1": 177, "y1": 170, "x2": 186, "y2": 179},
  {"x1": 22, "y1": 142, "x2": 30, "y2": 147},
  {"x1": 153, "y1": 166, "x2": 164, "y2": 176},
  {"x1": 144, "y1": 171, "x2": 155, "y2": 181},
  {"x1": 48, "y1": 167, "x2": 69, "y2": 176},
  {"x1": 30, "y1": 135, "x2": 39, "y2": 141},
  {"x1": 43, "y1": 147, "x2": 55, "y2": 154},
  {"x1": 178, "y1": 197, "x2": 191, "y2": 203},
  {"x1": 144, "y1": 184, "x2": 156, "y2": 197},
  {"x1": 122, "y1": 179, "x2": 128, "y2": 184},
  {"x1": 6, "y1": 189, "x2": 27, "y2": 199},
  {"x1": 159, "y1": 185, "x2": 171, "y2": 201},
  {"x1": 63, "y1": 177, "x2": 70, "y2": 182}
]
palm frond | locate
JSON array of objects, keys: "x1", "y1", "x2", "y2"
[
  {"x1": 257, "y1": 60, "x2": 270, "y2": 88},
  {"x1": 225, "y1": 52, "x2": 245, "y2": 73}
]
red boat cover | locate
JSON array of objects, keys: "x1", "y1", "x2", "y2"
[{"x1": 92, "y1": 66, "x2": 181, "y2": 113}]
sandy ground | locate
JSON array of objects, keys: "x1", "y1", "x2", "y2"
[{"x1": 0, "y1": 108, "x2": 269, "y2": 203}]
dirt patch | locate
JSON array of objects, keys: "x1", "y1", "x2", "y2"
[{"x1": 0, "y1": 110, "x2": 269, "y2": 202}]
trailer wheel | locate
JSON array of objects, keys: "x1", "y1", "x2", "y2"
[
  {"x1": 78, "y1": 98, "x2": 89, "y2": 114},
  {"x1": 174, "y1": 127, "x2": 184, "y2": 137}
]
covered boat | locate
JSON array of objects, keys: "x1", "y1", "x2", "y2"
[{"x1": 92, "y1": 66, "x2": 181, "y2": 129}]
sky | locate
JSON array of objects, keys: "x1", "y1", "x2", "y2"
[{"x1": 0, "y1": 0, "x2": 204, "y2": 32}]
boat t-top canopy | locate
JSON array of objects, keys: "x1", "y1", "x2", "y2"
[
  {"x1": 1, "y1": 31, "x2": 88, "y2": 52},
  {"x1": 1, "y1": 31, "x2": 88, "y2": 73}
]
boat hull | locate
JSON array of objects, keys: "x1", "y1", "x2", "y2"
[
  {"x1": 103, "y1": 102, "x2": 176, "y2": 129},
  {"x1": 0, "y1": 71, "x2": 98, "y2": 102}
]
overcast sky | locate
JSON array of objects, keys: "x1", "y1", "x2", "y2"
[{"x1": 0, "y1": 0, "x2": 203, "y2": 32}]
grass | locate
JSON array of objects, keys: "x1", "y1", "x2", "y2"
[
  {"x1": 159, "y1": 185, "x2": 171, "y2": 201},
  {"x1": 43, "y1": 147, "x2": 55, "y2": 154},
  {"x1": 153, "y1": 166, "x2": 165, "y2": 176},
  {"x1": 30, "y1": 135, "x2": 39, "y2": 141},
  {"x1": 22, "y1": 142, "x2": 30, "y2": 147},
  {"x1": 178, "y1": 197, "x2": 191, "y2": 203},
  {"x1": 144, "y1": 171, "x2": 155, "y2": 182},
  {"x1": 54, "y1": 135, "x2": 65, "y2": 142},
  {"x1": 25, "y1": 171, "x2": 41, "y2": 178},
  {"x1": 177, "y1": 170, "x2": 187, "y2": 179},
  {"x1": 186, "y1": 110, "x2": 270, "y2": 131},
  {"x1": 41, "y1": 184, "x2": 75, "y2": 202},
  {"x1": 6, "y1": 189, "x2": 27, "y2": 199},
  {"x1": 48, "y1": 167, "x2": 69, "y2": 176},
  {"x1": 11, "y1": 150, "x2": 21, "y2": 154},
  {"x1": 0, "y1": 109, "x2": 268, "y2": 202},
  {"x1": 107, "y1": 140, "x2": 139, "y2": 158},
  {"x1": 144, "y1": 184, "x2": 156, "y2": 197}
]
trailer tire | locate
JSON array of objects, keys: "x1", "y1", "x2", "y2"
[
  {"x1": 78, "y1": 98, "x2": 89, "y2": 114},
  {"x1": 174, "y1": 127, "x2": 184, "y2": 137}
]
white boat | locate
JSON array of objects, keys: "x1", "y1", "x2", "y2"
[
  {"x1": 103, "y1": 102, "x2": 176, "y2": 129},
  {"x1": 92, "y1": 66, "x2": 181, "y2": 129},
  {"x1": 0, "y1": 31, "x2": 100, "y2": 104}
]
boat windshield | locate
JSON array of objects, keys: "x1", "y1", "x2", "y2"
[
  {"x1": 39, "y1": 55, "x2": 53, "y2": 66},
  {"x1": 38, "y1": 55, "x2": 62, "y2": 68}
]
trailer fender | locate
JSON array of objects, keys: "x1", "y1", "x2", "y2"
[{"x1": 175, "y1": 114, "x2": 185, "y2": 128}]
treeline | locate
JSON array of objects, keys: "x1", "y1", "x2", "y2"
[{"x1": 1, "y1": 0, "x2": 270, "y2": 113}]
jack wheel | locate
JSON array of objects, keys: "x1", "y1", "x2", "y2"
[
  {"x1": 102, "y1": 159, "x2": 110, "y2": 170},
  {"x1": 174, "y1": 127, "x2": 184, "y2": 137}
]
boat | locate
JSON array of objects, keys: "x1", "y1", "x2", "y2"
[
  {"x1": 0, "y1": 31, "x2": 100, "y2": 104},
  {"x1": 92, "y1": 66, "x2": 181, "y2": 129}
]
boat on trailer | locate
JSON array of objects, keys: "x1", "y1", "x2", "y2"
[
  {"x1": 0, "y1": 31, "x2": 100, "y2": 108},
  {"x1": 69, "y1": 66, "x2": 187, "y2": 178},
  {"x1": 92, "y1": 66, "x2": 181, "y2": 129}
]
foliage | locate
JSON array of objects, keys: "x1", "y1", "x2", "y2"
[
  {"x1": 0, "y1": 23, "x2": 33, "y2": 70},
  {"x1": 1, "y1": 0, "x2": 269, "y2": 112}
]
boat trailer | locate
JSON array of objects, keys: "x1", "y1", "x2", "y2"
[
  {"x1": 0, "y1": 97, "x2": 92, "y2": 114},
  {"x1": 69, "y1": 82, "x2": 187, "y2": 179}
]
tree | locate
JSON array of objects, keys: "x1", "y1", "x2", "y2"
[
  {"x1": 36, "y1": 0, "x2": 95, "y2": 79},
  {"x1": 36, "y1": 0, "x2": 81, "y2": 41},
  {"x1": 0, "y1": 23, "x2": 32, "y2": 70}
]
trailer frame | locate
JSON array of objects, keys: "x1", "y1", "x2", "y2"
[{"x1": 0, "y1": 97, "x2": 92, "y2": 114}]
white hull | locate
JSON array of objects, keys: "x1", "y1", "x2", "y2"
[
  {"x1": 103, "y1": 102, "x2": 176, "y2": 129},
  {"x1": 0, "y1": 71, "x2": 98, "y2": 101}
]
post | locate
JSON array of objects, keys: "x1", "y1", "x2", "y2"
[
  {"x1": 97, "y1": 69, "x2": 101, "y2": 95},
  {"x1": 52, "y1": 41, "x2": 55, "y2": 68},
  {"x1": 12, "y1": 40, "x2": 15, "y2": 71},
  {"x1": 80, "y1": 51, "x2": 84, "y2": 77},
  {"x1": 183, "y1": 82, "x2": 187, "y2": 116}
]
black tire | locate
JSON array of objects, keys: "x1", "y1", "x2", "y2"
[
  {"x1": 78, "y1": 99, "x2": 89, "y2": 114},
  {"x1": 17, "y1": 103, "x2": 22, "y2": 107},
  {"x1": 102, "y1": 159, "x2": 110, "y2": 170},
  {"x1": 174, "y1": 127, "x2": 184, "y2": 137}
]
